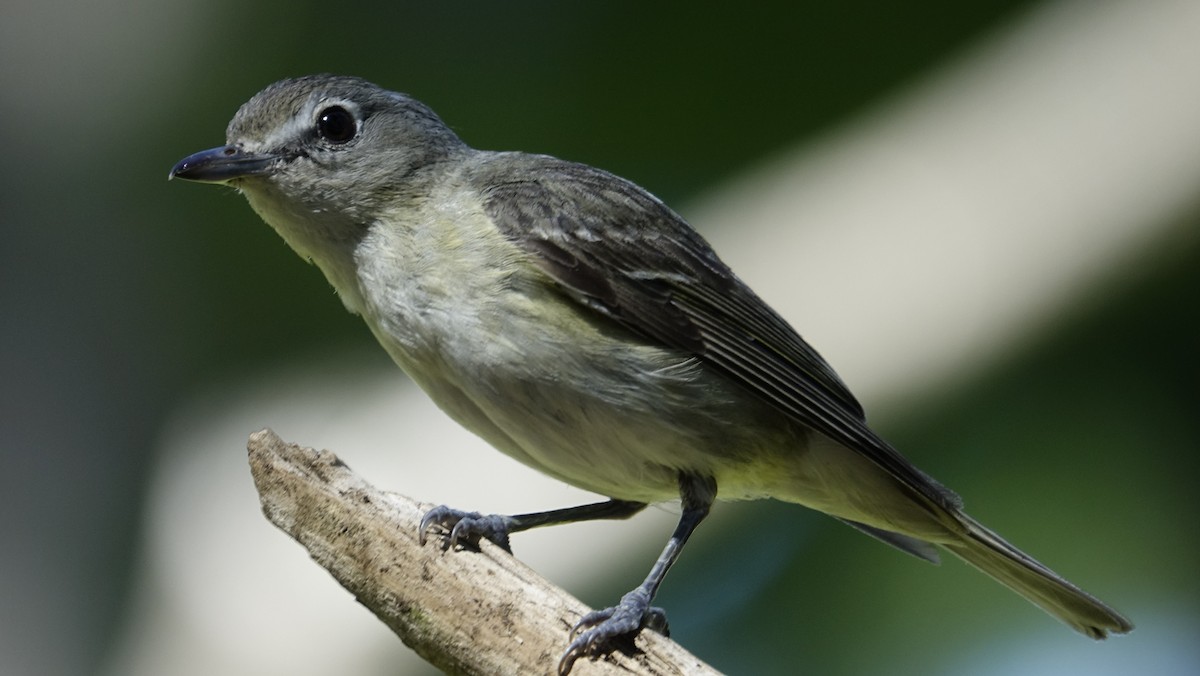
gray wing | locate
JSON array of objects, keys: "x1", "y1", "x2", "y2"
[{"x1": 478, "y1": 155, "x2": 961, "y2": 514}]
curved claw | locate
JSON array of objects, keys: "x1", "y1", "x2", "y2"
[
  {"x1": 557, "y1": 589, "x2": 669, "y2": 675},
  {"x1": 642, "y1": 607, "x2": 669, "y2": 635},
  {"x1": 417, "y1": 505, "x2": 513, "y2": 552}
]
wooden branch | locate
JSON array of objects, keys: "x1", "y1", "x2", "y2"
[{"x1": 247, "y1": 428, "x2": 722, "y2": 676}]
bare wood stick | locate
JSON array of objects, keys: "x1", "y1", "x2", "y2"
[{"x1": 247, "y1": 428, "x2": 722, "y2": 676}]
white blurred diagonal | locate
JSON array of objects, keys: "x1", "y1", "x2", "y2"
[
  {"x1": 696, "y1": 0, "x2": 1200, "y2": 406},
  {"x1": 106, "y1": 2, "x2": 1200, "y2": 675}
]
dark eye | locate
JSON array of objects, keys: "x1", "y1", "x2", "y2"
[{"x1": 316, "y1": 106, "x2": 357, "y2": 144}]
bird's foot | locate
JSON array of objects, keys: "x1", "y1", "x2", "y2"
[
  {"x1": 418, "y1": 505, "x2": 514, "y2": 552},
  {"x1": 557, "y1": 588, "x2": 669, "y2": 675}
]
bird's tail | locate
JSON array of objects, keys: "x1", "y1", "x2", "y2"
[{"x1": 940, "y1": 512, "x2": 1133, "y2": 639}]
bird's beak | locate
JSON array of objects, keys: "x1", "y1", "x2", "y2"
[{"x1": 169, "y1": 145, "x2": 280, "y2": 183}]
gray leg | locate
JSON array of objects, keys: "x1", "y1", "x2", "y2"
[
  {"x1": 419, "y1": 498, "x2": 647, "y2": 553},
  {"x1": 557, "y1": 473, "x2": 717, "y2": 675}
]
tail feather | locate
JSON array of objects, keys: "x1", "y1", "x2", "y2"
[{"x1": 941, "y1": 513, "x2": 1132, "y2": 639}]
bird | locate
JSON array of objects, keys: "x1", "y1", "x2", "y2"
[{"x1": 170, "y1": 74, "x2": 1132, "y2": 674}]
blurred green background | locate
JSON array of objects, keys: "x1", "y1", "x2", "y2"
[{"x1": 2, "y1": 1, "x2": 1196, "y2": 675}]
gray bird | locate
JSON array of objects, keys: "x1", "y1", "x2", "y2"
[{"x1": 170, "y1": 74, "x2": 1132, "y2": 674}]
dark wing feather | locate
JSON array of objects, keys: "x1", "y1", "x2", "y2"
[{"x1": 478, "y1": 155, "x2": 961, "y2": 513}]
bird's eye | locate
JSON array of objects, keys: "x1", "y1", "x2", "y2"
[{"x1": 316, "y1": 106, "x2": 357, "y2": 144}]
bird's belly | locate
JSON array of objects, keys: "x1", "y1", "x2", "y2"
[
  {"x1": 377, "y1": 317, "x2": 801, "y2": 502},
  {"x1": 402, "y1": 351, "x2": 760, "y2": 502}
]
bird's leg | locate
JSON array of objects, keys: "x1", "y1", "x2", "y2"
[
  {"x1": 557, "y1": 473, "x2": 717, "y2": 676},
  {"x1": 418, "y1": 498, "x2": 647, "y2": 553}
]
